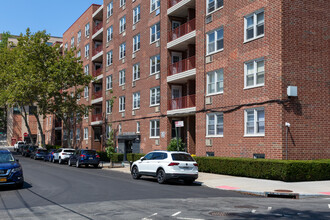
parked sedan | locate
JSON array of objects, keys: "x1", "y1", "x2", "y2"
[
  {"x1": 52, "y1": 148, "x2": 75, "y2": 164},
  {"x1": 0, "y1": 149, "x2": 24, "y2": 188},
  {"x1": 44, "y1": 149, "x2": 56, "y2": 162},
  {"x1": 22, "y1": 145, "x2": 38, "y2": 157},
  {"x1": 68, "y1": 149, "x2": 100, "y2": 168},
  {"x1": 30, "y1": 149, "x2": 48, "y2": 160}
]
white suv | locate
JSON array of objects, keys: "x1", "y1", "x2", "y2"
[
  {"x1": 14, "y1": 141, "x2": 25, "y2": 152},
  {"x1": 52, "y1": 148, "x2": 75, "y2": 164},
  {"x1": 131, "y1": 151, "x2": 198, "y2": 184}
]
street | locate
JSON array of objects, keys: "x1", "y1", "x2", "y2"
[{"x1": 0, "y1": 154, "x2": 329, "y2": 220}]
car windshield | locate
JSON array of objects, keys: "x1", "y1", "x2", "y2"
[
  {"x1": 0, "y1": 152, "x2": 15, "y2": 163},
  {"x1": 82, "y1": 150, "x2": 96, "y2": 155},
  {"x1": 38, "y1": 150, "x2": 48, "y2": 153},
  {"x1": 171, "y1": 153, "x2": 195, "y2": 161},
  {"x1": 64, "y1": 150, "x2": 75, "y2": 153}
]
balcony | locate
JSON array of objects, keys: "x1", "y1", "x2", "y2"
[
  {"x1": 92, "y1": 67, "x2": 103, "y2": 77},
  {"x1": 167, "y1": 94, "x2": 196, "y2": 115},
  {"x1": 55, "y1": 120, "x2": 62, "y2": 130},
  {"x1": 92, "y1": 45, "x2": 103, "y2": 62},
  {"x1": 167, "y1": 19, "x2": 196, "y2": 50},
  {"x1": 168, "y1": 0, "x2": 195, "y2": 17},
  {"x1": 91, "y1": 113, "x2": 103, "y2": 125},
  {"x1": 92, "y1": 45, "x2": 103, "y2": 56},
  {"x1": 93, "y1": 22, "x2": 103, "y2": 35},
  {"x1": 92, "y1": 22, "x2": 103, "y2": 41},
  {"x1": 91, "y1": 90, "x2": 103, "y2": 104},
  {"x1": 167, "y1": 56, "x2": 196, "y2": 83}
]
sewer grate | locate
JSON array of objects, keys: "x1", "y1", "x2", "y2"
[
  {"x1": 274, "y1": 189, "x2": 293, "y2": 193},
  {"x1": 265, "y1": 191, "x2": 299, "y2": 199},
  {"x1": 235, "y1": 205, "x2": 258, "y2": 209},
  {"x1": 209, "y1": 211, "x2": 237, "y2": 216}
]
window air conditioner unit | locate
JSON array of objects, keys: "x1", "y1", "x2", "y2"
[
  {"x1": 206, "y1": 55, "x2": 213, "y2": 64},
  {"x1": 155, "y1": 139, "x2": 160, "y2": 145},
  {"x1": 122, "y1": 31, "x2": 126, "y2": 37},
  {"x1": 155, "y1": 73, "x2": 160, "y2": 80},
  {"x1": 132, "y1": 24, "x2": 136, "y2": 30},
  {"x1": 205, "y1": 97, "x2": 212, "y2": 105},
  {"x1": 155, "y1": 41, "x2": 160, "y2": 47},
  {"x1": 121, "y1": 112, "x2": 125, "y2": 118},
  {"x1": 132, "y1": 81, "x2": 136, "y2": 87},
  {"x1": 122, "y1": 85, "x2": 125, "y2": 90},
  {"x1": 132, "y1": 110, "x2": 136, "y2": 116},
  {"x1": 206, "y1": 15, "x2": 213, "y2": 24},
  {"x1": 122, "y1": 58, "x2": 125, "y2": 64},
  {"x1": 155, "y1": 106, "x2": 160, "y2": 112},
  {"x1": 206, "y1": 139, "x2": 213, "y2": 146},
  {"x1": 132, "y1": 53, "x2": 136, "y2": 59}
]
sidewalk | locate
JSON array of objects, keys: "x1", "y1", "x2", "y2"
[{"x1": 101, "y1": 162, "x2": 330, "y2": 198}]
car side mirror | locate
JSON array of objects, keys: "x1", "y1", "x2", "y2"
[
  {"x1": 16, "y1": 159, "x2": 19, "y2": 162},
  {"x1": 140, "y1": 157, "x2": 145, "y2": 161}
]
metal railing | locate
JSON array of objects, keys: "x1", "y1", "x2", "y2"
[
  {"x1": 168, "y1": 56, "x2": 195, "y2": 76},
  {"x1": 92, "y1": 90, "x2": 102, "y2": 99},
  {"x1": 168, "y1": 0, "x2": 183, "y2": 8},
  {"x1": 168, "y1": 94, "x2": 196, "y2": 110},
  {"x1": 92, "y1": 113, "x2": 102, "y2": 122},
  {"x1": 93, "y1": 21, "x2": 103, "y2": 35},
  {"x1": 168, "y1": 18, "x2": 196, "y2": 42},
  {"x1": 92, "y1": 67, "x2": 103, "y2": 77},
  {"x1": 92, "y1": 44, "x2": 103, "y2": 56}
]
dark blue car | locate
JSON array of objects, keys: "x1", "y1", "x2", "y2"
[
  {"x1": 68, "y1": 149, "x2": 100, "y2": 168},
  {"x1": 0, "y1": 149, "x2": 24, "y2": 188},
  {"x1": 44, "y1": 149, "x2": 56, "y2": 162}
]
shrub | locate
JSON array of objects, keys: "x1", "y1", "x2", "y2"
[
  {"x1": 127, "y1": 153, "x2": 145, "y2": 162},
  {"x1": 112, "y1": 153, "x2": 124, "y2": 162},
  {"x1": 97, "y1": 151, "x2": 109, "y2": 161},
  {"x1": 167, "y1": 138, "x2": 185, "y2": 151},
  {"x1": 194, "y1": 157, "x2": 330, "y2": 182},
  {"x1": 45, "y1": 145, "x2": 62, "y2": 150}
]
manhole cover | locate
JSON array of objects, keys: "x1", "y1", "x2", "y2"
[
  {"x1": 235, "y1": 205, "x2": 258, "y2": 209},
  {"x1": 209, "y1": 211, "x2": 237, "y2": 216},
  {"x1": 274, "y1": 189, "x2": 293, "y2": 193}
]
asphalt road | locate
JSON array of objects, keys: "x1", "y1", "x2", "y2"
[{"x1": 0, "y1": 153, "x2": 329, "y2": 220}]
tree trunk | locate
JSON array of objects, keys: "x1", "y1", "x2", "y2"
[
  {"x1": 33, "y1": 112, "x2": 45, "y2": 148},
  {"x1": 20, "y1": 107, "x2": 35, "y2": 145},
  {"x1": 62, "y1": 119, "x2": 71, "y2": 148}
]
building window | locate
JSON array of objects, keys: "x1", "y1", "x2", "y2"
[
  {"x1": 244, "y1": 10, "x2": 264, "y2": 42},
  {"x1": 207, "y1": 27, "x2": 224, "y2": 55},
  {"x1": 150, "y1": 22, "x2": 160, "y2": 43},
  {"x1": 71, "y1": 37, "x2": 75, "y2": 48},
  {"x1": 84, "y1": 86, "x2": 89, "y2": 98},
  {"x1": 85, "y1": 23, "x2": 90, "y2": 37},
  {"x1": 106, "y1": 50, "x2": 113, "y2": 66},
  {"x1": 76, "y1": 128, "x2": 80, "y2": 140},
  {"x1": 120, "y1": 0, "x2": 126, "y2": 7},
  {"x1": 84, "y1": 108, "x2": 89, "y2": 118},
  {"x1": 136, "y1": 122, "x2": 140, "y2": 133},
  {"x1": 150, "y1": 87, "x2": 160, "y2": 106},
  {"x1": 106, "y1": 75, "x2": 112, "y2": 90},
  {"x1": 150, "y1": 120, "x2": 160, "y2": 138},
  {"x1": 77, "y1": 31, "x2": 81, "y2": 44},
  {"x1": 133, "y1": 34, "x2": 140, "y2": 52},
  {"x1": 207, "y1": 113, "x2": 223, "y2": 136},
  {"x1": 106, "y1": 100, "x2": 112, "y2": 114},
  {"x1": 207, "y1": 69, "x2": 224, "y2": 95},
  {"x1": 107, "y1": 26, "x2": 113, "y2": 42},
  {"x1": 245, "y1": 58, "x2": 264, "y2": 88},
  {"x1": 64, "y1": 43, "x2": 68, "y2": 51},
  {"x1": 84, "y1": 64, "x2": 89, "y2": 75},
  {"x1": 85, "y1": 44, "x2": 90, "y2": 58},
  {"x1": 133, "y1": 92, "x2": 140, "y2": 109},
  {"x1": 133, "y1": 5, "x2": 141, "y2": 24},
  {"x1": 150, "y1": 0, "x2": 160, "y2": 12},
  {"x1": 119, "y1": 96, "x2": 125, "y2": 112},
  {"x1": 107, "y1": 1, "x2": 113, "y2": 18},
  {"x1": 120, "y1": 16, "x2": 126, "y2": 33},
  {"x1": 77, "y1": 50, "x2": 81, "y2": 58},
  {"x1": 70, "y1": 130, "x2": 73, "y2": 140},
  {"x1": 119, "y1": 69, "x2": 126, "y2": 86},
  {"x1": 84, "y1": 128, "x2": 88, "y2": 140},
  {"x1": 106, "y1": 124, "x2": 112, "y2": 139},
  {"x1": 133, "y1": 63, "x2": 140, "y2": 81},
  {"x1": 13, "y1": 107, "x2": 21, "y2": 114},
  {"x1": 245, "y1": 108, "x2": 265, "y2": 136},
  {"x1": 150, "y1": 54, "x2": 160, "y2": 75},
  {"x1": 207, "y1": 0, "x2": 223, "y2": 14},
  {"x1": 119, "y1": 42, "x2": 126, "y2": 59}
]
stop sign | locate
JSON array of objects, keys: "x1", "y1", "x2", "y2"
[{"x1": 24, "y1": 132, "x2": 28, "y2": 137}]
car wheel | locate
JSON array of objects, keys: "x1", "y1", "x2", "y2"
[
  {"x1": 157, "y1": 169, "x2": 166, "y2": 184},
  {"x1": 16, "y1": 182, "x2": 24, "y2": 189},
  {"x1": 34, "y1": 156, "x2": 36, "y2": 160},
  {"x1": 59, "y1": 158, "x2": 62, "y2": 164},
  {"x1": 76, "y1": 160, "x2": 80, "y2": 168},
  {"x1": 52, "y1": 157, "x2": 55, "y2": 163},
  {"x1": 131, "y1": 166, "x2": 141, "y2": 179},
  {"x1": 184, "y1": 179, "x2": 195, "y2": 185},
  {"x1": 68, "y1": 159, "x2": 72, "y2": 166}
]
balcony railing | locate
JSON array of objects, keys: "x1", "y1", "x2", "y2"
[
  {"x1": 92, "y1": 90, "x2": 102, "y2": 99},
  {"x1": 55, "y1": 121, "x2": 62, "y2": 128},
  {"x1": 168, "y1": 94, "x2": 196, "y2": 110},
  {"x1": 168, "y1": 19, "x2": 196, "y2": 42},
  {"x1": 92, "y1": 113, "x2": 102, "y2": 122},
  {"x1": 168, "y1": 0, "x2": 183, "y2": 8},
  {"x1": 92, "y1": 44, "x2": 103, "y2": 56},
  {"x1": 92, "y1": 67, "x2": 103, "y2": 77},
  {"x1": 168, "y1": 56, "x2": 195, "y2": 76},
  {"x1": 93, "y1": 22, "x2": 103, "y2": 35}
]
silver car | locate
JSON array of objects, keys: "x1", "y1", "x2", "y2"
[{"x1": 52, "y1": 148, "x2": 75, "y2": 164}]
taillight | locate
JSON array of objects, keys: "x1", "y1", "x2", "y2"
[
  {"x1": 51, "y1": 152, "x2": 54, "y2": 155},
  {"x1": 168, "y1": 162, "x2": 179, "y2": 166},
  {"x1": 96, "y1": 155, "x2": 100, "y2": 158},
  {"x1": 80, "y1": 154, "x2": 86, "y2": 158},
  {"x1": 193, "y1": 163, "x2": 198, "y2": 167},
  {"x1": 37, "y1": 151, "x2": 40, "y2": 154}
]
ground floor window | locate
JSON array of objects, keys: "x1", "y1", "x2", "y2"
[
  {"x1": 150, "y1": 120, "x2": 160, "y2": 138},
  {"x1": 245, "y1": 108, "x2": 265, "y2": 136}
]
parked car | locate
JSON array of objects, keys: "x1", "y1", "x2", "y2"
[
  {"x1": 14, "y1": 141, "x2": 25, "y2": 152},
  {"x1": 22, "y1": 145, "x2": 38, "y2": 157},
  {"x1": 44, "y1": 149, "x2": 56, "y2": 162},
  {"x1": 30, "y1": 148, "x2": 48, "y2": 160},
  {"x1": 68, "y1": 149, "x2": 100, "y2": 168},
  {"x1": 131, "y1": 151, "x2": 198, "y2": 184},
  {"x1": 0, "y1": 149, "x2": 24, "y2": 188},
  {"x1": 52, "y1": 148, "x2": 75, "y2": 164}
]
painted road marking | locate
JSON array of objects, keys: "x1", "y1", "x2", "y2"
[
  {"x1": 176, "y1": 217, "x2": 204, "y2": 220},
  {"x1": 216, "y1": 185, "x2": 240, "y2": 190},
  {"x1": 328, "y1": 204, "x2": 330, "y2": 209},
  {"x1": 251, "y1": 209, "x2": 256, "y2": 213},
  {"x1": 172, "y1": 211, "x2": 181, "y2": 217},
  {"x1": 268, "y1": 207, "x2": 272, "y2": 211},
  {"x1": 320, "y1": 192, "x2": 330, "y2": 195},
  {"x1": 142, "y1": 213, "x2": 157, "y2": 220}
]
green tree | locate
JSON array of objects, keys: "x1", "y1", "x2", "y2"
[{"x1": 167, "y1": 138, "x2": 185, "y2": 151}]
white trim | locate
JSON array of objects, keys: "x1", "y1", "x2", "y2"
[
  {"x1": 243, "y1": 58, "x2": 265, "y2": 89},
  {"x1": 244, "y1": 9, "x2": 265, "y2": 42},
  {"x1": 206, "y1": 27, "x2": 224, "y2": 55},
  {"x1": 206, "y1": 112, "x2": 224, "y2": 136},
  {"x1": 206, "y1": 69, "x2": 224, "y2": 95},
  {"x1": 244, "y1": 107, "x2": 265, "y2": 136},
  {"x1": 206, "y1": 0, "x2": 224, "y2": 15},
  {"x1": 150, "y1": 22, "x2": 160, "y2": 44}
]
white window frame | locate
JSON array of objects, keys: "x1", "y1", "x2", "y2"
[
  {"x1": 133, "y1": 5, "x2": 141, "y2": 24},
  {"x1": 244, "y1": 9, "x2": 265, "y2": 42},
  {"x1": 150, "y1": 0, "x2": 160, "y2": 13},
  {"x1": 150, "y1": 120, "x2": 160, "y2": 138},
  {"x1": 84, "y1": 64, "x2": 89, "y2": 75},
  {"x1": 133, "y1": 34, "x2": 140, "y2": 52},
  {"x1": 244, "y1": 58, "x2": 265, "y2": 89},
  {"x1": 84, "y1": 127, "x2": 88, "y2": 140},
  {"x1": 84, "y1": 86, "x2": 89, "y2": 98},
  {"x1": 107, "y1": 1, "x2": 113, "y2": 18},
  {"x1": 120, "y1": 0, "x2": 126, "y2": 8},
  {"x1": 106, "y1": 50, "x2": 113, "y2": 66},
  {"x1": 206, "y1": 0, "x2": 224, "y2": 14},
  {"x1": 119, "y1": 96, "x2": 125, "y2": 112},
  {"x1": 119, "y1": 42, "x2": 126, "y2": 60},
  {"x1": 71, "y1": 37, "x2": 74, "y2": 48},
  {"x1": 133, "y1": 63, "x2": 140, "y2": 81},
  {"x1": 136, "y1": 122, "x2": 140, "y2": 133},
  {"x1": 107, "y1": 26, "x2": 113, "y2": 42},
  {"x1": 150, "y1": 54, "x2": 160, "y2": 75},
  {"x1": 76, "y1": 128, "x2": 80, "y2": 140},
  {"x1": 119, "y1": 69, "x2": 126, "y2": 86},
  {"x1": 206, "y1": 27, "x2": 224, "y2": 55},
  {"x1": 85, "y1": 23, "x2": 90, "y2": 37},
  {"x1": 244, "y1": 108, "x2": 265, "y2": 137},
  {"x1": 207, "y1": 69, "x2": 224, "y2": 95},
  {"x1": 206, "y1": 113, "x2": 224, "y2": 137},
  {"x1": 64, "y1": 43, "x2": 68, "y2": 51},
  {"x1": 106, "y1": 100, "x2": 112, "y2": 114},
  {"x1": 120, "y1": 16, "x2": 126, "y2": 33},
  {"x1": 150, "y1": 22, "x2": 160, "y2": 43},
  {"x1": 150, "y1": 86, "x2": 160, "y2": 106},
  {"x1": 77, "y1": 30, "x2": 81, "y2": 44},
  {"x1": 106, "y1": 125, "x2": 112, "y2": 139},
  {"x1": 77, "y1": 50, "x2": 81, "y2": 58},
  {"x1": 85, "y1": 44, "x2": 90, "y2": 58},
  {"x1": 106, "y1": 75, "x2": 112, "y2": 90},
  {"x1": 133, "y1": 92, "x2": 140, "y2": 110}
]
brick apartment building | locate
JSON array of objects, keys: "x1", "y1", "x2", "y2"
[{"x1": 13, "y1": 0, "x2": 330, "y2": 160}]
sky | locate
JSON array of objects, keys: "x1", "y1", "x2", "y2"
[{"x1": 0, "y1": 0, "x2": 103, "y2": 37}]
